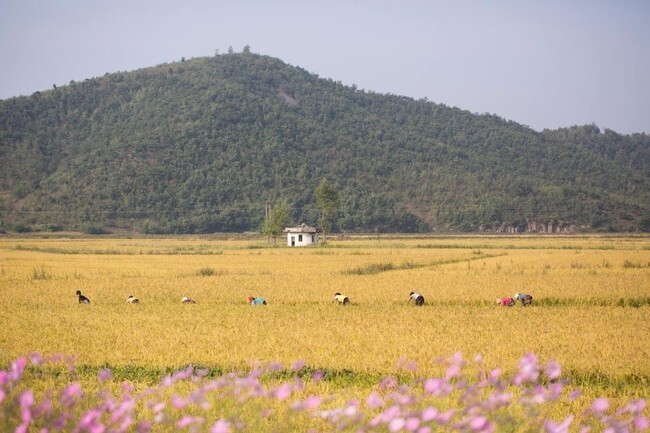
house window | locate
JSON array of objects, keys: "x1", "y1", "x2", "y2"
[
  {"x1": 311, "y1": 235, "x2": 315, "y2": 242},
  {"x1": 298, "y1": 235, "x2": 303, "y2": 242}
]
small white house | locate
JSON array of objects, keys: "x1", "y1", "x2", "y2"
[{"x1": 284, "y1": 223, "x2": 318, "y2": 247}]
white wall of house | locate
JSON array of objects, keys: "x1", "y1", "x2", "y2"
[{"x1": 286, "y1": 232, "x2": 318, "y2": 246}]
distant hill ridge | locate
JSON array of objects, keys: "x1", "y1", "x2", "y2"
[{"x1": 0, "y1": 52, "x2": 648, "y2": 233}]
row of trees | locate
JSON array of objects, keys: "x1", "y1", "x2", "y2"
[{"x1": 262, "y1": 179, "x2": 340, "y2": 243}]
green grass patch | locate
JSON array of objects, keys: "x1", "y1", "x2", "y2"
[
  {"x1": 342, "y1": 262, "x2": 395, "y2": 275},
  {"x1": 31, "y1": 265, "x2": 52, "y2": 280},
  {"x1": 342, "y1": 253, "x2": 506, "y2": 275},
  {"x1": 195, "y1": 267, "x2": 226, "y2": 277}
]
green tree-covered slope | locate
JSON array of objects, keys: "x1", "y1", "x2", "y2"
[{"x1": 1, "y1": 53, "x2": 648, "y2": 233}]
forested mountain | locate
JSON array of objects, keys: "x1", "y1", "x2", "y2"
[{"x1": 1, "y1": 52, "x2": 648, "y2": 234}]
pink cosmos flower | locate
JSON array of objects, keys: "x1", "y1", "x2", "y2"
[
  {"x1": 136, "y1": 421, "x2": 152, "y2": 433},
  {"x1": 591, "y1": 397, "x2": 609, "y2": 414},
  {"x1": 29, "y1": 353, "x2": 43, "y2": 366},
  {"x1": 514, "y1": 353, "x2": 539, "y2": 385},
  {"x1": 35, "y1": 398, "x2": 53, "y2": 417},
  {"x1": 19, "y1": 390, "x2": 34, "y2": 408},
  {"x1": 90, "y1": 424, "x2": 106, "y2": 433},
  {"x1": 10, "y1": 357, "x2": 27, "y2": 382},
  {"x1": 485, "y1": 391, "x2": 512, "y2": 410},
  {"x1": 60, "y1": 383, "x2": 82, "y2": 407},
  {"x1": 118, "y1": 414, "x2": 134, "y2": 431},
  {"x1": 543, "y1": 415, "x2": 574, "y2": 433},
  {"x1": 171, "y1": 395, "x2": 188, "y2": 409},
  {"x1": 21, "y1": 407, "x2": 32, "y2": 425},
  {"x1": 304, "y1": 395, "x2": 322, "y2": 409},
  {"x1": 366, "y1": 392, "x2": 384, "y2": 409},
  {"x1": 545, "y1": 360, "x2": 562, "y2": 380},
  {"x1": 450, "y1": 352, "x2": 465, "y2": 366},
  {"x1": 153, "y1": 413, "x2": 165, "y2": 424},
  {"x1": 391, "y1": 392, "x2": 416, "y2": 406},
  {"x1": 110, "y1": 398, "x2": 136, "y2": 424},
  {"x1": 445, "y1": 364, "x2": 462, "y2": 380},
  {"x1": 173, "y1": 366, "x2": 194, "y2": 382},
  {"x1": 634, "y1": 416, "x2": 649, "y2": 430},
  {"x1": 292, "y1": 395, "x2": 322, "y2": 410},
  {"x1": 370, "y1": 405, "x2": 401, "y2": 426},
  {"x1": 436, "y1": 409, "x2": 455, "y2": 425},
  {"x1": 389, "y1": 417, "x2": 405, "y2": 432},
  {"x1": 211, "y1": 419, "x2": 231, "y2": 433},
  {"x1": 470, "y1": 415, "x2": 488, "y2": 430},
  {"x1": 121, "y1": 382, "x2": 135, "y2": 394},
  {"x1": 488, "y1": 368, "x2": 502, "y2": 384},
  {"x1": 267, "y1": 362, "x2": 283, "y2": 373},
  {"x1": 569, "y1": 389, "x2": 582, "y2": 401},
  {"x1": 77, "y1": 408, "x2": 102, "y2": 428},
  {"x1": 98, "y1": 368, "x2": 112, "y2": 382},
  {"x1": 462, "y1": 415, "x2": 496, "y2": 433},
  {"x1": 547, "y1": 383, "x2": 564, "y2": 401},
  {"x1": 344, "y1": 400, "x2": 359, "y2": 418},
  {"x1": 397, "y1": 356, "x2": 418, "y2": 372},
  {"x1": 195, "y1": 368, "x2": 209, "y2": 378},
  {"x1": 622, "y1": 399, "x2": 646, "y2": 415},
  {"x1": 421, "y1": 407, "x2": 438, "y2": 423},
  {"x1": 405, "y1": 417, "x2": 420, "y2": 431},
  {"x1": 424, "y1": 378, "x2": 451, "y2": 397},
  {"x1": 177, "y1": 415, "x2": 203, "y2": 428},
  {"x1": 273, "y1": 383, "x2": 292, "y2": 401},
  {"x1": 528, "y1": 385, "x2": 549, "y2": 405},
  {"x1": 381, "y1": 377, "x2": 398, "y2": 389}
]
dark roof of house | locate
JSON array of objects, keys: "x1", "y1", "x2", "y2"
[{"x1": 284, "y1": 223, "x2": 317, "y2": 233}]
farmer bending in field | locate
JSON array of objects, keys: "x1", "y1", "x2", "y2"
[
  {"x1": 76, "y1": 290, "x2": 90, "y2": 304},
  {"x1": 514, "y1": 293, "x2": 533, "y2": 306},
  {"x1": 334, "y1": 293, "x2": 350, "y2": 305},
  {"x1": 181, "y1": 296, "x2": 197, "y2": 304},
  {"x1": 496, "y1": 297, "x2": 515, "y2": 307},
  {"x1": 126, "y1": 295, "x2": 139, "y2": 304},
  {"x1": 408, "y1": 291, "x2": 425, "y2": 306},
  {"x1": 247, "y1": 296, "x2": 267, "y2": 305}
]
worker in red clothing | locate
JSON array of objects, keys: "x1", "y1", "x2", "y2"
[{"x1": 496, "y1": 297, "x2": 515, "y2": 307}]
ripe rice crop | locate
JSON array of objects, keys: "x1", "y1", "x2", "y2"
[{"x1": 1, "y1": 235, "x2": 648, "y2": 429}]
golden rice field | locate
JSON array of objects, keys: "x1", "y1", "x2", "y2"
[{"x1": 1, "y1": 234, "x2": 649, "y2": 425}]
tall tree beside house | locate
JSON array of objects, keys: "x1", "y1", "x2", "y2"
[
  {"x1": 261, "y1": 200, "x2": 290, "y2": 244},
  {"x1": 315, "y1": 179, "x2": 340, "y2": 243}
]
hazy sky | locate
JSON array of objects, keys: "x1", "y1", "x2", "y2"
[{"x1": 1, "y1": 0, "x2": 649, "y2": 134}]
